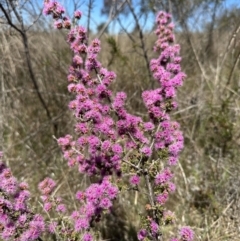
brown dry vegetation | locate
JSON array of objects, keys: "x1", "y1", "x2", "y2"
[{"x1": 0, "y1": 2, "x2": 240, "y2": 241}]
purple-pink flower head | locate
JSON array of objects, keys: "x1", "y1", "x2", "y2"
[
  {"x1": 179, "y1": 227, "x2": 194, "y2": 241},
  {"x1": 169, "y1": 142, "x2": 182, "y2": 157},
  {"x1": 18, "y1": 214, "x2": 28, "y2": 226},
  {"x1": 1, "y1": 223, "x2": 15, "y2": 240},
  {"x1": 73, "y1": 55, "x2": 83, "y2": 67},
  {"x1": 48, "y1": 221, "x2": 57, "y2": 234},
  {"x1": 101, "y1": 140, "x2": 112, "y2": 151},
  {"x1": 57, "y1": 134, "x2": 72, "y2": 148},
  {"x1": 14, "y1": 190, "x2": 31, "y2": 211},
  {"x1": 20, "y1": 214, "x2": 45, "y2": 240},
  {"x1": 74, "y1": 10, "x2": 82, "y2": 19},
  {"x1": 102, "y1": 70, "x2": 116, "y2": 86},
  {"x1": 137, "y1": 229, "x2": 148, "y2": 241},
  {"x1": 111, "y1": 143, "x2": 123, "y2": 155},
  {"x1": 0, "y1": 175, "x2": 18, "y2": 195},
  {"x1": 143, "y1": 122, "x2": 155, "y2": 131},
  {"x1": 75, "y1": 123, "x2": 88, "y2": 134},
  {"x1": 99, "y1": 197, "x2": 112, "y2": 209},
  {"x1": 150, "y1": 221, "x2": 159, "y2": 234},
  {"x1": 168, "y1": 156, "x2": 178, "y2": 166},
  {"x1": 88, "y1": 39, "x2": 101, "y2": 54},
  {"x1": 54, "y1": 19, "x2": 62, "y2": 29},
  {"x1": 19, "y1": 182, "x2": 29, "y2": 190},
  {"x1": 155, "y1": 168, "x2": 173, "y2": 185},
  {"x1": 76, "y1": 191, "x2": 85, "y2": 201},
  {"x1": 0, "y1": 213, "x2": 10, "y2": 226},
  {"x1": 43, "y1": 2, "x2": 54, "y2": 15},
  {"x1": 86, "y1": 53, "x2": 101, "y2": 71},
  {"x1": 38, "y1": 177, "x2": 56, "y2": 195},
  {"x1": 83, "y1": 232, "x2": 93, "y2": 241},
  {"x1": 55, "y1": 4, "x2": 65, "y2": 16},
  {"x1": 43, "y1": 1, "x2": 65, "y2": 19},
  {"x1": 167, "y1": 182, "x2": 176, "y2": 193},
  {"x1": 140, "y1": 146, "x2": 152, "y2": 157},
  {"x1": 92, "y1": 38, "x2": 100, "y2": 48},
  {"x1": 107, "y1": 185, "x2": 118, "y2": 199},
  {"x1": 74, "y1": 218, "x2": 90, "y2": 231},
  {"x1": 44, "y1": 202, "x2": 52, "y2": 212},
  {"x1": 56, "y1": 204, "x2": 66, "y2": 213},
  {"x1": 130, "y1": 175, "x2": 140, "y2": 185},
  {"x1": 156, "y1": 191, "x2": 168, "y2": 205}
]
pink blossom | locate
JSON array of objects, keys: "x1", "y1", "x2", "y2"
[
  {"x1": 74, "y1": 218, "x2": 90, "y2": 231},
  {"x1": 74, "y1": 10, "x2": 82, "y2": 19},
  {"x1": 137, "y1": 229, "x2": 148, "y2": 240},
  {"x1": 155, "y1": 168, "x2": 173, "y2": 185},
  {"x1": 179, "y1": 227, "x2": 194, "y2": 241},
  {"x1": 150, "y1": 221, "x2": 159, "y2": 234},
  {"x1": 56, "y1": 204, "x2": 66, "y2": 213},
  {"x1": 83, "y1": 232, "x2": 93, "y2": 241},
  {"x1": 130, "y1": 175, "x2": 140, "y2": 185},
  {"x1": 156, "y1": 191, "x2": 168, "y2": 205},
  {"x1": 48, "y1": 221, "x2": 57, "y2": 234},
  {"x1": 140, "y1": 146, "x2": 152, "y2": 157},
  {"x1": 44, "y1": 202, "x2": 52, "y2": 212}
]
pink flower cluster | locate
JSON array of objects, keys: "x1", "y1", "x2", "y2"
[
  {"x1": 0, "y1": 152, "x2": 45, "y2": 240},
  {"x1": 72, "y1": 177, "x2": 118, "y2": 234},
  {"x1": 146, "y1": 12, "x2": 184, "y2": 205},
  {"x1": 38, "y1": 177, "x2": 66, "y2": 214},
  {"x1": 56, "y1": 25, "x2": 124, "y2": 177},
  {"x1": 170, "y1": 226, "x2": 194, "y2": 241},
  {"x1": 43, "y1": 2, "x2": 194, "y2": 241},
  {"x1": 43, "y1": 0, "x2": 71, "y2": 29},
  {"x1": 43, "y1": 1, "x2": 122, "y2": 238},
  {"x1": 136, "y1": 11, "x2": 194, "y2": 241}
]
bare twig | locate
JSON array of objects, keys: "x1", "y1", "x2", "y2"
[
  {"x1": 117, "y1": 17, "x2": 135, "y2": 43},
  {"x1": 126, "y1": 0, "x2": 153, "y2": 88},
  {"x1": 0, "y1": 3, "x2": 22, "y2": 34},
  {"x1": 87, "y1": 0, "x2": 94, "y2": 43},
  {"x1": 97, "y1": 0, "x2": 127, "y2": 39},
  {"x1": 219, "y1": 23, "x2": 240, "y2": 75},
  {"x1": 177, "y1": 160, "x2": 189, "y2": 194}
]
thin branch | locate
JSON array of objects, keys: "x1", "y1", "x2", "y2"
[
  {"x1": 223, "y1": 50, "x2": 240, "y2": 103},
  {"x1": 126, "y1": 0, "x2": 153, "y2": 88},
  {"x1": 180, "y1": 18, "x2": 215, "y2": 98},
  {"x1": 8, "y1": 0, "x2": 22, "y2": 23},
  {"x1": 226, "y1": 50, "x2": 240, "y2": 88},
  {"x1": 25, "y1": 11, "x2": 42, "y2": 31},
  {"x1": 97, "y1": 0, "x2": 127, "y2": 39},
  {"x1": 117, "y1": 17, "x2": 136, "y2": 43},
  {"x1": 87, "y1": 0, "x2": 94, "y2": 43},
  {"x1": 219, "y1": 23, "x2": 240, "y2": 73},
  {"x1": 0, "y1": 3, "x2": 22, "y2": 35}
]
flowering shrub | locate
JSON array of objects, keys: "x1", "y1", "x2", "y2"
[
  {"x1": 0, "y1": 152, "x2": 45, "y2": 240},
  {"x1": 0, "y1": 0, "x2": 194, "y2": 240}
]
